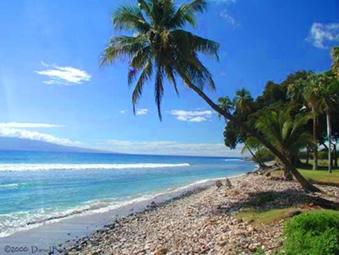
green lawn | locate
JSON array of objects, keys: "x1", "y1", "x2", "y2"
[
  {"x1": 236, "y1": 164, "x2": 339, "y2": 227},
  {"x1": 236, "y1": 207, "x2": 301, "y2": 225},
  {"x1": 297, "y1": 169, "x2": 339, "y2": 186},
  {"x1": 271, "y1": 162, "x2": 339, "y2": 186},
  {"x1": 236, "y1": 208, "x2": 338, "y2": 226}
]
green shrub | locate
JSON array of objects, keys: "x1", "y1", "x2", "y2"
[{"x1": 282, "y1": 210, "x2": 339, "y2": 255}]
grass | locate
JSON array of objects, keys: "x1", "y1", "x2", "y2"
[
  {"x1": 236, "y1": 207, "x2": 302, "y2": 225},
  {"x1": 270, "y1": 160, "x2": 339, "y2": 186},
  {"x1": 237, "y1": 161, "x2": 339, "y2": 227},
  {"x1": 298, "y1": 169, "x2": 339, "y2": 186},
  {"x1": 236, "y1": 208, "x2": 338, "y2": 227}
]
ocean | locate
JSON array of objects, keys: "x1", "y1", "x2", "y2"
[{"x1": 0, "y1": 151, "x2": 255, "y2": 238}]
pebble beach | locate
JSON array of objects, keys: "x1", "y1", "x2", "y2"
[{"x1": 65, "y1": 173, "x2": 339, "y2": 255}]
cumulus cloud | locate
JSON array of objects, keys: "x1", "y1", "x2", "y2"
[
  {"x1": 307, "y1": 22, "x2": 339, "y2": 49},
  {"x1": 219, "y1": 10, "x2": 237, "y2": 26},
  {"x1": 0, "y1": 122, "x2": 62, "y2": 128},
  {"x1": 36, "y1": 63, "x2": 91, "y2": 85},
  {"x1": 136, "y1": 108, "x2": 148, "y2": 115},
  {"x1": 105, "y1": 140, "x2": 243, "y2": 157},
  {"x1": 169, "y1": 110, "x2": 213, "y2": 122}
]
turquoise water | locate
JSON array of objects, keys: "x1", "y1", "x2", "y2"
[{"x1": 0, "y1": 151, "x2": 255, "y2": 237}]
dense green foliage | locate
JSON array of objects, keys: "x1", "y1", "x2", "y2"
[
  {"x1": 222, "y1": 62, "x2": 339, "y2": 172},
  {"x1": 283, "y1": 211, "x2": 339, "y2": 255}
]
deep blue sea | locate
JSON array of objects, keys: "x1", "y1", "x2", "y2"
[{"x1": 0, "y1": 151, "x2": 255, "y2": 238}]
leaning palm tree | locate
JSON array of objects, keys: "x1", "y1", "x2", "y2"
[{"x1": 102, "y1": 0, "x2": 319, "y2": 192}]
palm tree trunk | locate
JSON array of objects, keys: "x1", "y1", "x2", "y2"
[
  {"x1": 313, "y1": 113, "x2": 318, "y2": 170},
  {"x1": 326, "y1": 112, "x2": 332, "y2": 173},
  {"x1": 183, "y1": 80, "x2": 320, "y2": 192},
  {"x1": 334, "y1": 143, "x2": 338, "y2": 168},
  {"x1": 306, "y1": 147, "x2": 309, "y2": 165}
]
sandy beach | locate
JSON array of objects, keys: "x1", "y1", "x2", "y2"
[{"x1": 64, "y1": 173, "x2": 339, "y2": 255}]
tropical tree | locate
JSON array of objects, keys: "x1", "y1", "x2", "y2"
[
  {"x1": 102, "y1": 0, "x2": 319, "y2": 192},
  {"x1": 218, "y1": 96, "x2": 233, "y2": 115},
  {"x1": 233, "y1": 88, "x2": 253, "y2": 113},
  {"x1": 313, "y1": 71, "x2": 339, "y2": 173},
  {"x1": 288, "y1": 72, "x2": 322, "y2": 170},
  {"x1": 255, "y1": 108, "x2": 313, "y2": 179},
  {"x1": 331, "y1": 46, "x2": 339, "y2": 78}
]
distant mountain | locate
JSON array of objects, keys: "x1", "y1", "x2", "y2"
[{"x1": 0, "y1": 137, "x2": 102, "y2": 153}]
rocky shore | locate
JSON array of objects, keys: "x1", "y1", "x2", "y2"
[{"x1": 66, "y1": 173, "x2": 339, "y2": 255}]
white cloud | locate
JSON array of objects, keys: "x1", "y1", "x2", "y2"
[
  {"x1": 0, "y1": 122, "x2": 80, "y2": 146},
  {"x1": 136, "y1": 108, "x2": 148, "y2": 115},
  {"x1": 211, "y1": 0, "x2": 236, "y2": 3},
  {"x1": 0, "y1": 127, "x2": 80, "y2": 146},
  {"x1": 36, "y1": 63, "x2": 91, "y2": 85},
  {"x1": 0, "y1": 122, "x2": 62, "y2": 129},
  {"x1": 169, "y1": 110, "x2": 213, "y2": 122},
  {"x1": 307, "y1": 22, "x2": 339, "y2": 49},
  {"x1": 219, "y1": 10, "x2": 237, "y2": 26},
  {"x1": 120, "y1": 110, "x2": 127, "y2": 114},
  {"x1": 105, "y1": 140, "x2": 243, "y2": 157}
]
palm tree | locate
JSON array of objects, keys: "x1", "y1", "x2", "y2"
[
  {"x1": 101, "y1": 0, "x2": 218, "y2": 119},
  {"x1": 255, "y1": 108, "x2": 313, "y2": 180},
  {"x1": 288, "y1": 72, "x2": 321, "y2": 170},
  {"x1": 331, "y1": 47, "x2": 339, "y2": 79},
  {"x1": 233, "y1": 88, "x2": 253, "y2": 113},
  {"x1": 102, "y1": 0, "x2": 319, "y2": 192},
  {"x1": 314, "y1": 71, "x2": 339, "y2": 173}
]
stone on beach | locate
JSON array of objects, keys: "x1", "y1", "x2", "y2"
[{"x1": 65, "y1": 174, "x2": 339, "y2": 255}]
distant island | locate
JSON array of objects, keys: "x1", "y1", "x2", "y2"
[{"x1": 0, "y1": 137, "x2": 102, "y2": 153}]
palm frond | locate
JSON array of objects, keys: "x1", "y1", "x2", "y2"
[
  {"x1": 171, "y1": 30, "x2": 219, "y2": 58},
  {"x1": 113, "y1": 6, "x2": 150, "y2": 32},
  {"x1": 132, "y1": 60, "x2": 153, "y2": 112},
  {"x1": 101, "y1": 35, "x2": 147, "y2": 65},
  {"x1": 154, "y1": 66, "x2": 164, "y2": 120},
  {"x1": 164, "y1": 65, "x2": 179, "y2": 95}
]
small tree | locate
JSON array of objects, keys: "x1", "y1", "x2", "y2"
[{"x1": 255, "y1": 108, "x2": 313, "y2": 179}]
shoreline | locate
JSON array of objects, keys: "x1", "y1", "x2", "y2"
[
  {"x1": 0, "y1": 174, "x2": 247, "y2": 254},
  {"x1": 64, "y1": 172, "x2": 339, "y2": 255}
]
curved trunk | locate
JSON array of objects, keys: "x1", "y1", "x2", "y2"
[
  {"x1": 326, "y1": 112, "x2": 332, "y2": 173},
  {"x1": 183, "y1": 80, "x2": 320, "y2": 192},
  {"x1": 312, "y1": 113, "x2": 318, "y2": 170}
]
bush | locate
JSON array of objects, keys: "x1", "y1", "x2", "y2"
[{"x1": 282, "y1": 210, "x2": 339, "y2": 255}]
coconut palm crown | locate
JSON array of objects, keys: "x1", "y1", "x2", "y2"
[{"x1": 102, "y1": 0, "x2": 219, "y2": 119}]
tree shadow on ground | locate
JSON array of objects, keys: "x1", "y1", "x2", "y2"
[{"x1": 216, "y1": 189, "x2": 339, "y2": 215}]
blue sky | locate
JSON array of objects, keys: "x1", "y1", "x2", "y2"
[{"x1": 0, "y1": 0, "x2": 338, "y2": 156}]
